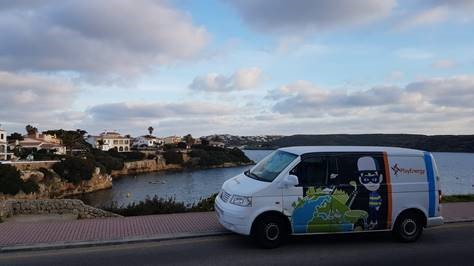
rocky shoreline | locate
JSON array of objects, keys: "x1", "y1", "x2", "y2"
[
  {"x1": 0, "y1": 157, "x2": 254, "y2": 201},
  {"x1": 110, "y1": 158, "x2": 254, "y2": 178}
]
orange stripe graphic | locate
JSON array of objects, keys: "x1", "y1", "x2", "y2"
[{"x1": 383, "y1": 152, "x2": 392, "y2": 229}]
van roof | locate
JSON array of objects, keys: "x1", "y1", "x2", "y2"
[{"x1": 278, "y1": 146, "x2": 426, "y2": 156}]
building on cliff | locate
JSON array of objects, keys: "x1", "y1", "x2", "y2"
[
  {"x1": 9, "y1": 132, "x2": 67, "y2": 155},
  {"x1": 132, "y1": 135, "x2": 163, "y2": 149},
  {"x1": 163, "y1": 136, "x2": 182, "y2": 145},
  {"x1": 86, "y1": 131, "x2": 131, "y2": 152},
  {"x1": 0, "y1": 126, "x2": 13, "y2": 160}
]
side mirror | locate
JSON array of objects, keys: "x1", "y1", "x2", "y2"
[{"x1": 279, "y1": 174, "x2": 299, "y2": 188}]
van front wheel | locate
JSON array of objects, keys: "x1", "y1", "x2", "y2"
[
  {"x1": 393, "y1": 213, "x2": 423, "y2": 242},
  {"x1": 254, "y1": 216, "x2": 287, "y2": 249}
]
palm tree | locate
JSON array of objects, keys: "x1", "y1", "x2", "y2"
[{"x1": 148, "y1": 126, "x2": 154, "y2": 136}]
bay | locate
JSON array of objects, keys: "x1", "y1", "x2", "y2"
[{"x1": 81, "y1": 150, "x2": 474, "y2": 207}]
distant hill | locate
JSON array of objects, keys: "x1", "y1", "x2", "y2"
[{"x1": 269, "y1": 134, "x2": 474, "y2": 153}]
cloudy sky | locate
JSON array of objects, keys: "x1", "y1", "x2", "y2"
[{"x1": 1, "y1": 0, "x2": 473, "y2": 137}]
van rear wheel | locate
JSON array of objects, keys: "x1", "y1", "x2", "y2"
[
  {"x1": 393, "y1": 213, "x2": 423, "y2": 242},
  {"x1": 254, "y1": 215, "x2": 287, "y2": 249}
]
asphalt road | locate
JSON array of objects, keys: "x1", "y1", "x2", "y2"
[{"x1": 1, "y1": 222, "x2": 473, "y2": 266}]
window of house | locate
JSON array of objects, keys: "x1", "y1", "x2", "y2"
[
  {"x1": 1, "y1": 134, "x2": 4, "y2": 140},
  {"x1": 113, "y1": 140, "x2": 118, "y2": 144}
]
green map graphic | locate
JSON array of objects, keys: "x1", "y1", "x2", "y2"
[{"x1": 292, "y1": 187, "x2": 368, "y2": 233}]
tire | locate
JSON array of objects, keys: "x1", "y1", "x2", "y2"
[
  {"x1": 393, "y1": 212, "x2": 423, "y2": 242},
  {"x1": 254, "y1": 215, "x2": 287, "y2": 249}
]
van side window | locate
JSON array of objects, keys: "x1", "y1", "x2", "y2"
[{"x1": 291, "y1": 156, "x2": 329, "y2": 187}]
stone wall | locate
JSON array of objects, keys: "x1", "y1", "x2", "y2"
[
  {"x1": 2, "y1": 160, "x2": 59, "y2": 171},
  {"x1": 0, "y1": 199, "x2": 121, "y2": 221}
]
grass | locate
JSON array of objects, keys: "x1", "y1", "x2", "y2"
[{"x1": 441, "y1": 194, "x2": 474, "y2": 203}]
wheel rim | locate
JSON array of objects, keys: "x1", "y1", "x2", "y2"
[
  {"x1": 264, "y1": 223, "x2": 280, "y2": 241},
  {"x1": 402, "y1": 218, "x2": 417, "y2": 236}
]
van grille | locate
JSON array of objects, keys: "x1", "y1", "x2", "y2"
[{"x1": 220, "y1": 190, "x2": 231, "y2": 202}]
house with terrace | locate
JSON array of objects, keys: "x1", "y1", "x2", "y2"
[
  {"x1": 9, "y1": 132, "x2": 67, "y2": 155},
  {"x1": 86, "y1": 131, "x2": 131, "y2": 152}
]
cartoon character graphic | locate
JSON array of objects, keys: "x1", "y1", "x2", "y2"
[{"x1": 357, "y1": 156, "x2": 383, "y2": 230}]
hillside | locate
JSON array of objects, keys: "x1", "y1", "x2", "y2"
[{"x1": 269, "y1": 134, "x2": 474, "y2": 153}]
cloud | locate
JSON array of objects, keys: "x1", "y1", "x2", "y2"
[
  {"x1": 432, "y1": 59, "x2": 458, "y2": 69},
  {"x1": 189, "y1": 67, "x2": 263, "y2": 92},
  {"x1": 395, "y1": 48, "x2": 434, "y2": 60},
  {"x1": 397, "y1": 0, "x2": 474, "y2": 29},
  {"x1": 79, "y1": 101, "x2": 243, "y2": 136},
  {"x1": 268, "y1": 76, "x2": 474, "y2": 124},
  {"x1": 0, "y1": 71, "x2": 81, "y2": 130},
  {"x1": 398, "y1": 6, "x2": 449, "y2": 29},
  {"x1": 226, "y1": 0, "x2": 396, "y2": 33},
  {"x1": 87, "y1": 102, "x2": 234, "y2": 121},
  {"x1": 0, "y1": 0, "x2": 209, "y2": 79}
]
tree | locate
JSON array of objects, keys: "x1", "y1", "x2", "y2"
[
  {"x1": 7, "y1": 132, "x2": 24, "y2": 142},
  {"x1": 21, "y1": 179, "x2": 39, "y2": 194},
  {"x1": 43, "y1": 129, "x2": 92, "y2": 154},
  {"x1": 148, "y1": 126, "x2": 154, "y2": 136},
  {"x1": 163, "y1": 150, "x2": 183, "y2": 164},
  {"x1": 183, "y1": 134, "x2": 195, "y2": 145},
  {"x1": 177, "y1": 142, "x2": 188, "y2": 149},
  {"x1": 53, "y1": 157, "x2": 96, "y2": 184},
  {"x1": 25, "y1": 125, "x2": 38, "y2": 135},
  {"x1": 0, "y1": 164, "x2": 22, "y2": 195}
]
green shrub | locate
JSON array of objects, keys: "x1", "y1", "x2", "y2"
[
  {"x1": 163, "y1": 144, "x2": 177, "y2": 150},
  {"x1": 0, "y1": 164, "x2": 22, "y2": 195},
  {"x1": 189, "y1": 193, "x2": 217, "y2": 212},
  {"x1": 105, "y1": 196, "x2": 187, "y2": 216},
  {"x1": 189, "y1": 146, "x2": 252, "y2": 167},
  {"x1": 163, "y1": 150, "x2": 183, "y2": 164},
  {"x1": 122, "y1": 151, "x2": 146, "y2": 161},
  {"x1": 53, "y1": 157, "x2": 96, "y2": 184},
  {"x1": 21, "y1": 179, "x2": 40, "y2": 194},
  {"x1": 104, "y1": 194, "x2": 217, "y2": 216},
  {"x1": 91, "y1": 149, "x2": 124, "y2": 173},
  {"x1": 442, "y1": 194, "x2": 474, "y2": 203}
]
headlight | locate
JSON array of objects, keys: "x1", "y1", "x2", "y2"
[{"x1": 229, "y1": 195, "x2": 252, "y2": 207}]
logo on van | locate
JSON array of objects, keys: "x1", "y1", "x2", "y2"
[{"x1": 391, "y1": 163, "x2": 425, "y2": 176}]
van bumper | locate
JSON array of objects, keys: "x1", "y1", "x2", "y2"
[
  {"x1": 426, "y1": 216, "x2": 444, "y2": 227},
  {"x1": 215, "y1": 197, "x2": 252, "y2": 235}
]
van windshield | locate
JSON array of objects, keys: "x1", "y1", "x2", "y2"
[{"x1": 245, "y1": 150, "x2": 297, "y2": 182}]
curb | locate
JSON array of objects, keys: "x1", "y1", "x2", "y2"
[
  {"x1": 0, "y1": 230, "x2": 231, "y2": 253},
  {"x1": 1, "y1": 219, "x2": 472, "y2": 253},
  {"x1": 444, "y1": 218, "x2": 474, "y2": 224}
]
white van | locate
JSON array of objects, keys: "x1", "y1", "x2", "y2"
[{"x1": 215, "y1": 146, "x2": 443, "y2": 248}]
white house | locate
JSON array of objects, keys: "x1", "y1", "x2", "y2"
[
  {"x1": 0, "y1": 126, "x2": 10, "y2": 160},
  {"x1": 132, "y1": 135, "x2": 163, "y2": 148},
  {"x1": 86, "y1": 131, "x2": 131, "y2": 152}
]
